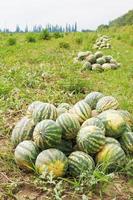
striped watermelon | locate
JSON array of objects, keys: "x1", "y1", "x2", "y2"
[
  {"x1": 68, "y1": 151, "x2": 95, "y2": 176},
  {"x1": 26, "y1": 101, "x2": 44, "y2": 118},
  {"x1": 94, "y1": 51, "x2": 103, "y2": 59},
  {"x1": 77, "y1": 126, "x2": 105, "y2": 154},
  {"x1": 35, "y1": 148, "x2": 68, "y2": 177},
  {"x1": 105, "y1": 137, "x2": 120, "y2": 146},
  {"x1": 98, "y1": 110, "x2": 128, "y2": 138},
  {"x1": 27, "y1": 102, "x2": 57, "y2": 124},
  {"x1": 69, "y1": 100, "x2": 91, "y2": 124},
  {"x1": 96, "y1": 96, "x2": 119, "y2": 113},
  {"x1": 120, "y1": 131, "x2": 133, "y2": 153},
  {"x1": 14, "y1": 140, "x2": 39, "y2": 171},
  {"x1": 57, "y1": 103, "x2": 72, "y2": 116},
  {"x1": 84, "y1": 92, "x2": 104, "y2": 109},
  {"x1": 77, "y1": 51, "x2": 91, "y2": 60},
  {"x1": 56, "y1": 113, "x2": 80, "y2": 140},
  {"x1": 96, "y1": 144, "x2": 126, "y2": 170},
  {"x1": 11, "y1": 117, "x2": 35, "y2": 147},
  {"x1": 118, "y1": 110, "x2": 133, "y2": 130},
  {"x1": 96, "y1": 57, "x2": 106, "y2": 65},
  {"x1": 81, "y1": 117, "x2": 105, "y2": 134},
  {"x1": 92, "y1": 64, "x2": 103, "y2": 72},
  {"x1": 86, "y1": 54, "x2": 96, "y2": 64},
  {"x1": 33, "y1": 120, "x2": 62, "y2": 150},
  {"x1": 102, "y1": 63, "x2": 112, "y2": 71}
]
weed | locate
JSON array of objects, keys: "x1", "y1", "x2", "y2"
[
  {"x1": 26, "y1": 34, "x2": 36, "y2": 43},
  {"x1": 7, "y1": 37, "x2": 16, "y2": 46},
  {"x1": 59, "y1": 41, "x2": 70, "y2": 49}
]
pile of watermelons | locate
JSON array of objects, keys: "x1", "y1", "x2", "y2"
[
  {"x1": 74, "y1": 51, "x2": 121, "y2": 72},
  {"x1": 93, "y1": 35, "x2": 111, "y2": 49},
  {"x1": 11, "y1": 91, "x2": 133, "y2": 178}
]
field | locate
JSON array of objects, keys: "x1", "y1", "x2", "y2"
[{"x1": 0, "y1": 26, "x2": 133, "y2": 199}]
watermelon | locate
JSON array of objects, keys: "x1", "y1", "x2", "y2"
[
  {"x1": 27, "y1": 102, "x2": 57, "y2": 124},
  {"x1": 103, "y1": 55, "x2": 113, "y2": 63},
  {"x1": 92, "y1": 64, "x2": 103, "y2": 72},
  {"x1": 68, "y1": 151, "x2": 95, "y2": 176},
  {"x1": 35, "y1": 148, "x2": 68, "y2": 177},
  {"x1": 118, "y1": 110, "x2": 133, "y2": 130},
  {"x1": 105, "y1": 137, "x2": 120, "y2": 146},
  {"x1": 81, "y1": 61, "x2": 92, "y2": 71},
  {"x1": 14, "y1": 140, "x2": 39, "y2": 171},
  {"x1": 120, "y1": 131, "x2": 133, "y2": 153},
  {"x1": 11, "y1": 117, "x2": 35, "y2": 147},
  {"x1": 96, "y1": 144, "x2": 126, "y2": 170},
  {"x1": 102, "y1": 63, "x2": 112, "y2": 70},
  {"x1": 84, "y1": 91, "x2": 104, "y2": 109},
  {"x1": 77, "y1": 51, "x2": 91, "y2": 60},
  {"x1": 94, "y1": 51, "x2": 103, "y2": 59},
  {"x1": 96, "y1": 96, "x2": 119, "y2": 113},
  {"x1": 26, "y1": 101, "x2": 44, "y2": 119},
  {"x1": 86, "y1": 54, "x2": 96, "y2": 64},
  {"x1": 69, "y1": 100, "x2": 91, "y2": 124},
  {"x1": 56, "y1": 113, "x2": 80, "y2": 140},
  {"x1": 81, "y1": 117, "x2": 105, "y2": 134},
  {"x1": 33, "y1": 120, "x2": 62, "y2": 150},
  {"x1": 77, "y1": 126, "x2": 105, "y2": 154},
  {"x1": 57, "y1": 103, "x2": 72, "y2": 116},
  {"x1": 110, "y1": 63, "x2": 119, "y2": 70},
  {"x1": 57, "y1": 103, "x2": 72, "y2": 110},
  {"x1": 96, "y1": 57, "x2": 106, "y2": 65},
  {"x1": 98, "y1": 110, "x2": 128, "y2": 138}
]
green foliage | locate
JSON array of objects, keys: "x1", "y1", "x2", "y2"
[
  {"x1": 75, "y1": 36, "x2": 83, "y2": 44},
  {"x1": 97, "y1": 24, "x2": 109, "y2": 31},
  {"x1": 40, "y1": 29, "x2": 51, "y2": 40},
  {"x1": 53, "y1": 32, "x2": 64, "y2": 39},
  {"x1": 7, "y1": 37, "x2": 16, "y2": 46},
  {"x1": 59, "y1": 41, "x2": 70, "y2": 49},
  {"x1": 109, "y1": 10, "x2": 133, "y2": 27},
  {"x1": 26, "y1": 34, "x2": 36, "y2": 43}
]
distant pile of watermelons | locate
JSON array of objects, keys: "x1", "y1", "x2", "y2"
[
  {"x1": 93, "y1": 35, "x2": 111, "y2": 49},
  {"x1": 74, "y1": 51, "x2": 121, "y2": 72}
]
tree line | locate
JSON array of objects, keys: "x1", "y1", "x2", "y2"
[{"x1": 0, "y1": 22, "x2": 77, "y2": 33}]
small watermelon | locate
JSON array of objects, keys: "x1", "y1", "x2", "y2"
[
  {"x1": 77, "y1": 126, "x2": 105, "y2": 154},
  {"x1": 96, "y1": 96, "x2": 119, "y2": 113},
  {"x1": 68, "y1": 151, "x2": 95, "y2": 176},
  {"x1": 56, "y1": 113, "x2": 80, "y2": 139},
  {"x1": 98, "y1": 110, "x2": 128, "y2": 138},
  {"x1": 96, "y1": 144, "x2": 126, "y2": 170},
  {"x1": 69, "y1": 100, "x2": 91, "y2": 124},
  {"x1": 35, "y1": 148, "x2": 68, "y2": 177},
  {"x1": 84, "y1": 91, "x2": 104, "y2": 109},
  {"x1": 33, "y1": 120, "x2": 62, "y2": 150},
  {"x1": 81, "y1": 117, "x2": 105, "y2": 134},
  {"x1": 120, "y1": 131, "x2": 133, "y2": 153}
]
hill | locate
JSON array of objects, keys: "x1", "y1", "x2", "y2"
[{"x1": 109, "y1": 9, "x2": 133, "y2": 26}]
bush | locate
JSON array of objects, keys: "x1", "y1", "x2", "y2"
[
  {"x1": 59, "y1": 41, "x2": 70, "y2": 49},
  {"x1": 75, "y1": 37, "x2": 83, "y2": 44},
  {"x1": 40, "y1": 29, "x2": 51, "y2": 40},
  {"x1": 7, "y1": 38, "x2": 16, "y2": 46},
  {"x1": 26, "y1": 34, "x2": 36, "y2": 43},
  {"x1": 53, "y1": 32, "x2": 64, "y2": 39}
]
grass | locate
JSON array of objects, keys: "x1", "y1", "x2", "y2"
[{"x1": 0, "y1": 26, "x2": 133, "y2": 199}]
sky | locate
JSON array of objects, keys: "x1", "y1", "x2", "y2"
[{"x1": 0, "y1": 0, "x2": 132, "y2": 31}]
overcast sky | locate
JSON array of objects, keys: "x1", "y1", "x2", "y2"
[{"x1": 0, "y1": 0, "x2": 132, "y2": 31}]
